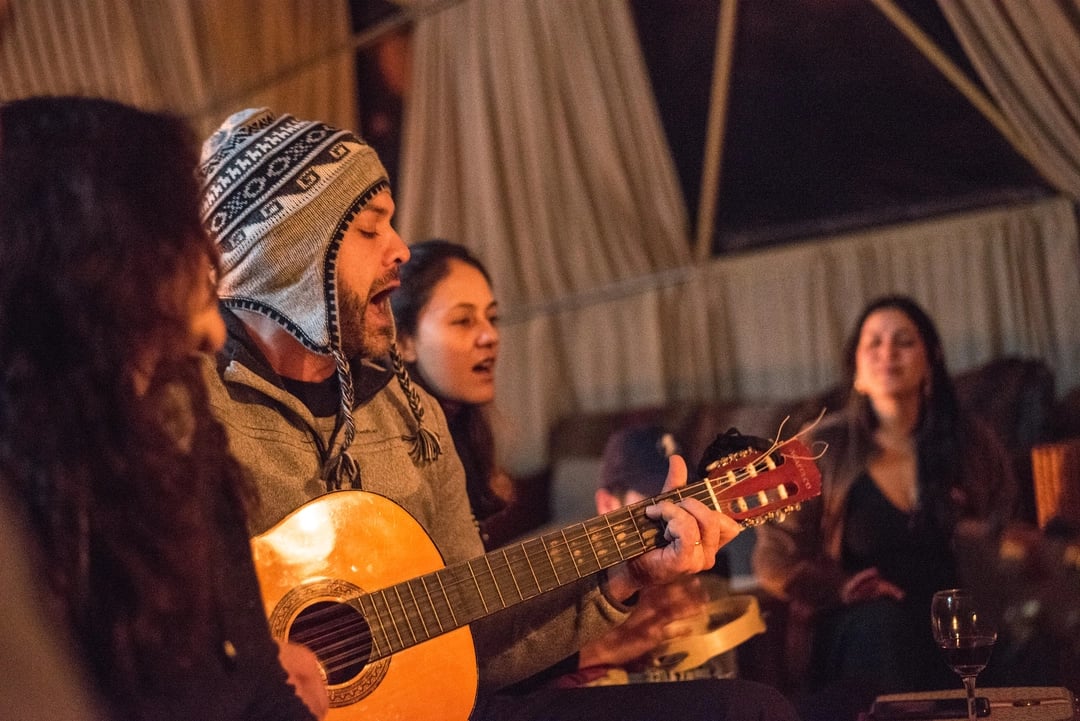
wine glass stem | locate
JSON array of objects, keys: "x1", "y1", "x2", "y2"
[{"x1": 962, "y1": 675, "x2": 978, "y2": 721}]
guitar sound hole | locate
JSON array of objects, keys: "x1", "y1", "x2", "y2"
[{"x1": 288, "y1": 601, "x2": 371, "y2": 685}]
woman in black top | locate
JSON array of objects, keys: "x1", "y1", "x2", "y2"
[{"x1": 753, "y1": 295, "x2": 1018, "y2": 698}]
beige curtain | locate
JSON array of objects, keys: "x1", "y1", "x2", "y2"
[
  {"x1": 395, "y1": 0, "x2": 690, "y2": 309},
  {"x1": 937, "y1": 0, "x2": 1080, "y2": 199},
  {"x1": 390, "y1": 0, "x2": 1080, "y2": 476},
  {"x1": 497, "y1": 196, "x2": 1080, "y2": 474},
  {"x1": 0, "y1": 0, "x2": 356, "y2": 138},
  {"x1": 7, "y1": 0, "x2": 1076, "y2": 482}
]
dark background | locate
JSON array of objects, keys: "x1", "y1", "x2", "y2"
[{"x1": 351, "y1": 0, "x2": 1050, "y2": 255}]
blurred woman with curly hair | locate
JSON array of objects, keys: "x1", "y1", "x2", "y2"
[{"x1": 0, "y1": 96, "x2": 323, "y2": 721}]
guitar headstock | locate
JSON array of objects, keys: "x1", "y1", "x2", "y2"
[{"x1": 700, "y1": 437, "x2": 822, "y2": 526}]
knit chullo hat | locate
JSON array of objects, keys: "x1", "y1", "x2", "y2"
[{"x1": 198, "y1": 108, "x2": 440, "y2": 488}]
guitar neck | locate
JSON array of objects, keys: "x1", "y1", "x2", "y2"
[
  {"x1": 358, "y1": 439, "x2": 816, "y2": 661},
  {"x1": 357, "y1": 494, "x2": 670, "y2": 661}
]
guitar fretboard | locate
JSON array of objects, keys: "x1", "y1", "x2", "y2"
[{"x1": 358, "y1": 446, "x2": 806, "y2": 661}]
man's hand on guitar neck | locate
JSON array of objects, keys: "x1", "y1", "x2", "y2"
[{"x1": 603, "y1": 454, "x2": 743, "y2": 603}]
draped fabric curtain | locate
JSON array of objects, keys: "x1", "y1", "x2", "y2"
[
  {"x1": 497, "y1": 196, "x2": 1080, "y2": 473},
  {"x1": 4, "y1": 1, "x2": 1078, "y2": 479},
  {"x1": 0, "y1": 0, "x2": 356, "y2": 138},
  {"x1": 936, "y1": 0, "x2": 1080, "y2": 200},
  {"x1": 393, "y1": 0, "x2": 1080, "y2": 475},
  {"x1": 394, "y1": 0, "x2": 690, "y2": 309}
]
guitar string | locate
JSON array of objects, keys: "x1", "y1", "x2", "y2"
[
  {"x1": 293, "y1": 480, "x2": 807, "y2": 674},
  {"x1": 299, "y1": 482, "x2": 803, "y2": 675},
  {"x1": 282, "y1": 444, "x2": 813, "y2": 674},
  {"x1": 283, "y1": 448, "x2": 810, "y2": 674},
  {"x1": 291, "y1": 483, "x2": 791, "y2": 675},
  {"x1": 283, "y1": 487, "x2": 734, "y2": 672},
  {"x1": 289, "y1": 480, "x2": 743, "y2": 676}
]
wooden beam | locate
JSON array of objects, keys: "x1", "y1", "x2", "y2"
[{"x1": 694, "y1": 0, "x2": 739, "y2": 262}]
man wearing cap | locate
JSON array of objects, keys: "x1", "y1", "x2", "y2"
[
  {"x1": 197, "y1": 108, "x2": 793, "y2": 721},
  {"x1": 571, "y1": 425, "x2": 744, "y2": 682}
]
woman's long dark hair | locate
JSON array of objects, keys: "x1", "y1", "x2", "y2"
[
  {"x1": 0, "y1": 97, "x2": 252, "y2": 706},
  {"x1": 392, "y1": 239, "x2": 505, "y2": 523},
  {"x1": 841, "y1": 295, "x2": 967, "y2": 529}
]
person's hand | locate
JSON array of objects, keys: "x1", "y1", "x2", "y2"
[
  {"x1": 579, "y1": 576, "x2": 711, "y2": 668},
  {"x1": 276, "y1": 640, "x2": 330, "y2": 720},
  {"x1": 839, "y1": 567, "x2": 904, "y2": 605},
  {"x1": 638, "y1": 574, "x2": 713, "y2": 625},
  {"x1": 605, "y1": 454, "x2": 741, "y2": 600}
]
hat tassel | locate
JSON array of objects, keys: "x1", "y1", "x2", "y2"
[{"x1": 390, "y1": 344, "x2": 443, "y2": 465}]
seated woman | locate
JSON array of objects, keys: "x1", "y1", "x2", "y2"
[
  {"x1": 0, "y1": 97, "x2": 323, "y2": 721},
  {"x1": 390, "y1": 239, "x2": 519, "y2": 549},
  {"x1": 752, "y1": 295, "x2": 1017, "y2": 701}
]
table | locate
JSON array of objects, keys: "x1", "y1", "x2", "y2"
[{"x1": 867, "y1": 687, "x2": 1076, "y2": 721}]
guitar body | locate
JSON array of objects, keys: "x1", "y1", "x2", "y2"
[{"x1": 251, "y1": 490, "x2": 477, "y2": 721}]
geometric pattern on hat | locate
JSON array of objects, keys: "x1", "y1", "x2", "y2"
[{"x1": 198, "y1": 108, "x2": 388, "y2": 354}]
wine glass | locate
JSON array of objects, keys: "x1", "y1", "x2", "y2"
[{"x1": 930, "y1": 589, "x2": 997, "y2": 721}]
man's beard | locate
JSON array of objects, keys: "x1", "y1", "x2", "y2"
[{"x1": 338, "y1": 279, "x2": 396, "y2": 361}]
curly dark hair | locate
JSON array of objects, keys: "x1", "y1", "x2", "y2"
[
  {"x1": 0, "y1": 97, "x2": 253, "y2": 705},
  {"x1": 392, "y1": 239, "x2": 506, "y2": 524}
]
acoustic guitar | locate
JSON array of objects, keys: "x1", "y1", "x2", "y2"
[{"x1": 252, "y1": 436, "x2": 821, "y2": 721}]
